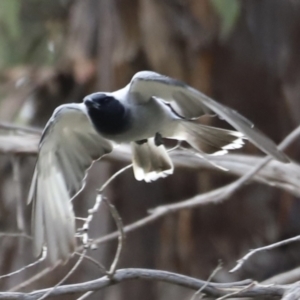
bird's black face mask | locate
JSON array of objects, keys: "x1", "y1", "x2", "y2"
[
  {"x1": 84, "y1": 93, "x2": 130, "y2": 135},
  {"x1": 84, "y1": 93, "x2": 114, "y2": 109}
]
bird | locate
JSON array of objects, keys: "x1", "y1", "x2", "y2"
[{"x1": 28, "y1": 70, "x2": 289, "y2": 264}]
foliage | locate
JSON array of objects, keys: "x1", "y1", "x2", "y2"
[
  {"x1": 0, "y1": 0, "x2": 68, "y2": 69},
  {"x1": 210, "y1": 0, "x2": 241, "y2": 39}
]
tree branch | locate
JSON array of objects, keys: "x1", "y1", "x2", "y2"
[
  {"x1": 1, "y1": 123, "x2": 299, "y2": 195},
  {"x1": 263, "y1": 266, "x2": 300, "y2": 285},
  {"x1": 6, "y1": 125, "x2": 300, "y2": 292},
  {"x1": 230, "y1": 235, "x2": 300, "y2": 273},
  {"x1": 0, "y1": 268, "x2": 288, "y2": 300}
]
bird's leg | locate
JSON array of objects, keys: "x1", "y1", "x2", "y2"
[
  {"x1": 154, "y1": 132, "x2": 163, "y2": 146},
  {"x1": 135, "y1": 133, "x2": 163, "y2": 146},
  {"x1": 135, "y1": 139, "x2": 148, "y2": 145}
]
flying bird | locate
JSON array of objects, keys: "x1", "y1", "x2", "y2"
[{"x1": 28, "y1": 71, "x2": 289, "y2": 264}]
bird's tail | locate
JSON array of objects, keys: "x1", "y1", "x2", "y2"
[
  {"x1": 177, "y1": 121, "x2": 246, "y2": 156},
  {"x1": 131, "y1": 138, "x2": 173, "y2": 182}
]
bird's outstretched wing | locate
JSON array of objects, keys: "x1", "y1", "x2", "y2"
[
  {"x1": 129, "y1": 71, "x2": 288, "y2": 163},
  {"x1": 28, "y1": 103, "x2": 113, "y2": 263}
]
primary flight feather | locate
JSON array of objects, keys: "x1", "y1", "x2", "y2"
[{"x1": 28, "y1": 71, "x2": 289, "y2": 263}]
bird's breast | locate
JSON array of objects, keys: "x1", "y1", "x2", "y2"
[{"x1": 102, "y1": 97, "x2": 177, "y2": 143}]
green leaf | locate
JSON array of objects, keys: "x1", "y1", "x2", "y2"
[
  {"x1": 0, "y1": 0, "x2": 21, "y2": 39},
  {"x1": 0, "y1": 35, "x2": 8, "y2": 68},
  {"x1": 211, "y1": 0, "x2": 241, "y2": 39}
]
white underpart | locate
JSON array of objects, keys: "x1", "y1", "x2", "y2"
[{"x1": 131, "y1": 138, "x2": 173, "y2": 182}]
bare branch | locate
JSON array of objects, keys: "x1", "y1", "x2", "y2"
[
  {"x1": 216, "y1": 282, "x2": 257, "y2": 300},
  {"x1": 0, "y1": 247, "x2": 46, "y2": 280},
  {"x1": 191, "y1": 261, "x2": 222, "y2": 300},
  {"x1": 11, "y1": 155, "x2": 25, "y2": 231},
  {"x1": 76, "y1": 194, "x2": 104, "y2": 249},
  {"x1": 98, "y1": 164, "x2": 132, "y2": 193},
  {"x1": 150, "y1": 125, "x2": 300, "y2": 215},
  {"x1": 282, "y1": 284, "x2": 300, "y2": 300},
  {"x1": 0, "y1": 232, "x2": 32, "y2": 239},
  {"x1": 0, "y1": 135, "x2": 39, "y2": 155},
  {"x1": 263, "y1": 266, "x2": 300, "y2": 285},
  {"x1": 103, "y1": 198, "x2": 125, "y2": 277},
  {"x1": 77, "y1": 163, "x2": 127, "y2": 275},
  {"x1": 36, "y1": 250, "x2": 87, "y2": 300},
  {"x1": 0, "y1": 123, "x2": 300, "y2": 196},
  {"x1": 77, "y1": 291, "x2": 94, "y2": 300},
  {"x1": 0, "y1": 268, "x2": 290, "y2": 300},
  {"x1": 0, "y1": 122, "x2": 42, "y2": 135},
  {"x1": 74, "y1": 252, "x2": 106, "y2": 274},
  {"x1": 172, "y1": 152, "x2": 300, "y2": 197},
  {"x1": 4, "y1": 178, "x2": 286, "y2": 292},
  {"x1": 7, "y1": 125, "x2": 300, "y2": 291},
  {"x1": 230, "y1": 235, "x2": 300, "y2": 273},
  {"x1": 9, "y1": 266, "x2": 56, "y2": 292}
]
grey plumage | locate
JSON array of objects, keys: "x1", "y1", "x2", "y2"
[
  {"x1": 29, "y1": 71, "x2": 288, "y2": 264},
  {"x1": 28, "y1": 104, "x2": 113, "y2": 263},
  {"x1": 129, "y1": 71, "x2": 288, "y2": 162}
]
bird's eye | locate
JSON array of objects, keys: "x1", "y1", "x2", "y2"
[{"x1": 101, "y1": 96, "x2": 113, "y2": 104}]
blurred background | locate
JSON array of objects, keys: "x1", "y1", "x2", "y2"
[{"x1": 0, "y1": 0, "x2": 300, "y2": 299}]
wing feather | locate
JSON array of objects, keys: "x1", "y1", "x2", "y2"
[
  {"x1": 29, "y1": 103, "x2": 113, "y2": 263},
  {"x1": 129, "y1": 71, "x2": 288, "y2": 163}
]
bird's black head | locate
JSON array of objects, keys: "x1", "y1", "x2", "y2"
[
  {"x1": 84, "y1": 93, "x2": 130, "y2": 136},
  {"x1": 84, "y1": 93, "x2": 114, "y2": 110}
]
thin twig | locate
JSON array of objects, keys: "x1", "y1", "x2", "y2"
[
  {"x1": 97, "y1": 164, "x2": 132, "y2": 193},
  {"x1": 9, "y1": 266, "x2": 56, "y2": 292},
  {"x1": 216, "y1": 282, "x2": 257, "y2": 300},
  {"x1": 74, "y1": 252, "x2": 106, "y2": 274},
  {"x1": 36, "y1": 250, "x2": 87, "y2": 300},
  {"x1": 150, "y1": 125, "x2": 300, "y2": 215},
  {"x1": 11, "y1": 155, "x2": 25, "y2": 231},
  {"x1": 102, "y1": 198, "x2": 125, "y2": 277},
  {"x1": 76, "y1": 291, "x2": 94, "y2": 300},
  {"x1": 76, "y1": 194, "x2": 104, "y2": 248},
  {"x1": 230, "y1": 235, "x2": 300, "y2": 273},
  {"x1": 77, "y1": 164, "x2": 128, "y2": 270},
  {"x1": 263, "y1": 266, "x2": 300, "y2": 285},
  {"x1": 77, "y1": 164, "x2": 131, "y2": 247},
  {"x1": 190, "y1": 261, "x2": 223, "y2": 300},
  {"x1": 0, "y1": 247, "x2": 46, "y2": 280},
  {"x1": 0, "y1": 232, "x2": 32, "y2": 239},
  {"x1": 0, "y1": 122, "x2": 42, "y2": 135}
]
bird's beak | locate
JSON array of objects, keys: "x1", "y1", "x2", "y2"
[{"x1": 84, "y1": 97, "x2": 96, "y2": 108}]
